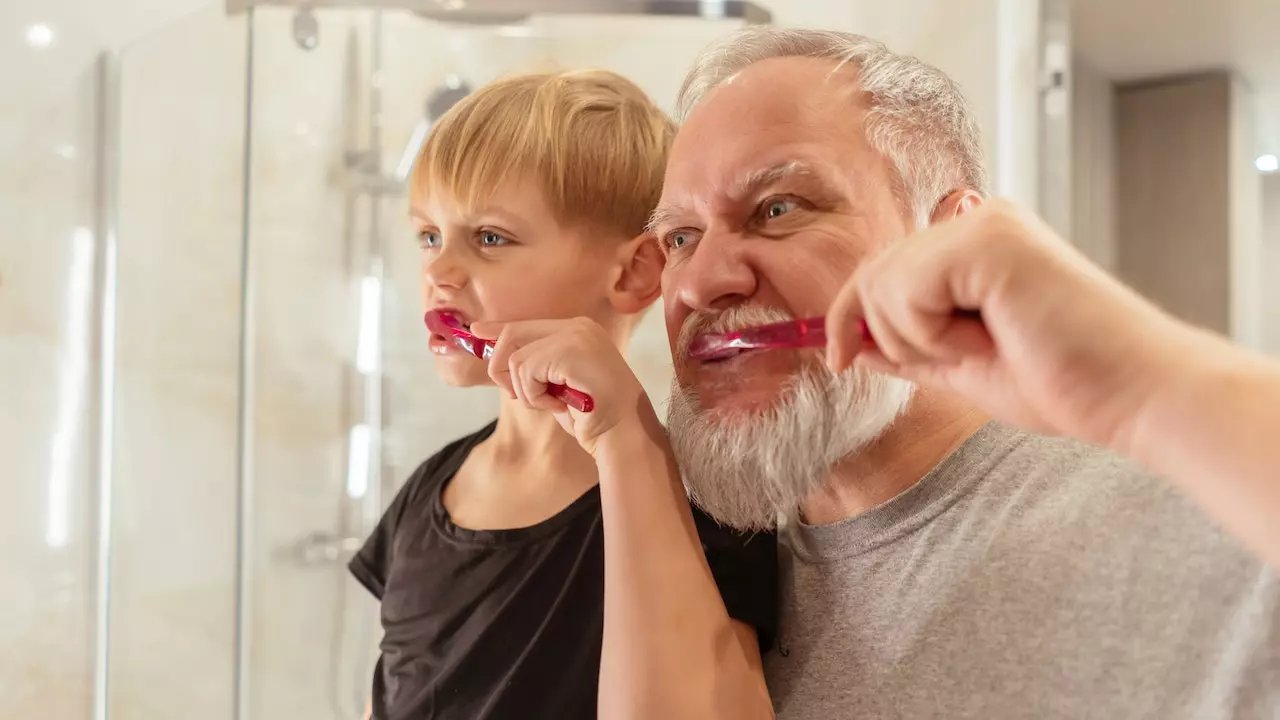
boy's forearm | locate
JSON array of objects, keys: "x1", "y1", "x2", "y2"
[
  {"x1": 593, "y1": 406, "x2": 772, "y2": 720},
  {"x1": 1125, "y1": 329, "x2": 1280, "y2": 570}
]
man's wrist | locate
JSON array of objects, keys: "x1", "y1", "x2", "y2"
[{"x1": 1115, "y1": 323, "x2": 1232, "y2": 460}]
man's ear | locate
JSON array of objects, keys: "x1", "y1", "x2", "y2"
[
  {"x1": 610, "y1": 233, "x2": 664, "y2": 315},
  {"x1": 930, "y1": 189, "x2": 984, "y2": 225}
]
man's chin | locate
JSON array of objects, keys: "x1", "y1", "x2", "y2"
[
  {"x1": 667, "y1": 364, "x2": 916, "y2": 532},
  {"x1": 681, "y1": 355, "x2": 815, "y2": 415},
  {"x1": 696, "y1": 390, "x2": 789, "y2": 420}
]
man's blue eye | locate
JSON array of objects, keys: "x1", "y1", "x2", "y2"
[{"x1": 764, "y1": 199, "x2": 799, "y2": 219}]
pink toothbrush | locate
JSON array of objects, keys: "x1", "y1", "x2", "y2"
[
  {"x1": 688, "y1": 316, "x2": 876, "y2": 361},
  {"x1": 424, "y1": 310, "x2": 596, "y2": 413}
]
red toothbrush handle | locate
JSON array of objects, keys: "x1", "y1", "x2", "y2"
[
  {"x1": 548, "y1": 383, "x2": 595, "y2": 413},
  {"x1": 858, "y1": 318, "x2": 878, "y2": 351},
  {"x1": 855, "y1": 313, "x2": 981, "y2": 354}
]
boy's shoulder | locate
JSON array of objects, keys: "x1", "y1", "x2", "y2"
[{"x1": 400, "y1": 420, "x2": 497, "y2": 502}]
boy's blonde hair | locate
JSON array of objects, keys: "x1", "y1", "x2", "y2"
[{"x1": 412, "y1": 69, "x2": 676, "y2": 240}]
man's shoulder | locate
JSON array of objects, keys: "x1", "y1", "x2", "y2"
[
  {"x1": 979, "y1": 424, "x2": 1249, "y2": 565},
  {"x1": 969, "y1": 423, "x2": 1198, "y2": 534},
  {"x1": 986, "y1": 423, "x2": 1155, "y2": 486}
]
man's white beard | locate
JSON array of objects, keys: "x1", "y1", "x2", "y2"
[{"x1": 666, "y1": 307, "x2": 914, "y2": 532}]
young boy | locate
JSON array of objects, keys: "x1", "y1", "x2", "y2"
[{"x1": 349, "y1": 70, "x2": 776, "y2": 720}]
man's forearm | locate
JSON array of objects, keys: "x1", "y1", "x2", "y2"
[
  {"x1": 593, "y1": 405, "x2": 772, "y2": 720},
  {"x1": 1124, "y1": 327, "x2": 1280, "y2": 569}
]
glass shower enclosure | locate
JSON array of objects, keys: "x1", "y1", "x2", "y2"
[{"x1": 1, "y1": 2, "x2": 764, "y2": 719}]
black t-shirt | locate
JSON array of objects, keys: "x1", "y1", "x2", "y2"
[{"x1": 349, "y1": 422, "x2": 777, "y2": 720}]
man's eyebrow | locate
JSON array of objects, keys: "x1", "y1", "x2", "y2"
[
  {"x1": 730, "y1": 160, "x2": 814, "y2": 201},
  {"x1": 646, "y1": 161, "x2": 815, "y2": 234},
  {"x1": 646, "y1": 204, "x2": 684, "y2": 235}
]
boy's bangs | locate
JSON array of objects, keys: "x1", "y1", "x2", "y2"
[
  {"x1": 411, "y1": 96, "x2": 540, "y2": 215},
  {"x1": 409, "y1": 70, "x2": 674, "y2": 238}
]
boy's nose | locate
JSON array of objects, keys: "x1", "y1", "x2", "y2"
[{"x1": 422, "y1": 249, "x2": 468, "y2": 291}]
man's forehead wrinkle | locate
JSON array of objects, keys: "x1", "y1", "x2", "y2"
[{"x1": 663, "y1": 69, "x2": 859, "y2": 229}]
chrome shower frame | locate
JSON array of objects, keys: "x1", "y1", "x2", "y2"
[{"x1": 226, "y1": 0, "x2": 773, "y2": 23}]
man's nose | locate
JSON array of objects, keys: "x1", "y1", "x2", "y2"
[{"x1": 669, "y1": 231, "x2": 757, "y2": 312}]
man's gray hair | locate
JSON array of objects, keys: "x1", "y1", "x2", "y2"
[{"x1": 676, "y1": 27, "x2": 989, "y2": 224}]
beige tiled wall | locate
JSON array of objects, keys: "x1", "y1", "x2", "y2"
[{"x1": 0, "y1": 61, "x2": 100, "y2": 720}]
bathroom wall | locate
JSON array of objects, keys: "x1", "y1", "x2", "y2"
[
  {"x1": 0, "y1": 59, "x2": 100, "y2": 720},
  {"x1": 1229, "y1": 75, "x2": 1264, "y2": 350},
  {"x1": 1071, "y1": 58, "x2": 1118, "y2": 271},
  {"x1": 1264, "y1": 174, "x2": 1280, "y2": 356},
  {"x1": 1114, "y1": 72, "x2": 1264, "y2": 342}
]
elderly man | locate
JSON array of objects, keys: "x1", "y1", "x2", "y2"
[{"x1": 619, "y1": 26, "x2": 1280, "y2": 719}]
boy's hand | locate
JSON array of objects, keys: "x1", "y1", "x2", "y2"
[{"x1": 470, "y1": 317, "x2": 650, "y2": 456}]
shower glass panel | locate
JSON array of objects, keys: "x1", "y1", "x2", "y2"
[
  {"x1": 109, "y1": 6, "x2": 249, "y2": 719},
  {"x1": 239, "y1": 9, "x2": 391, "y2": 719}
]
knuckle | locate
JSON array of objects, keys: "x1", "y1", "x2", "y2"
[
  {"x1": 982, "y1": 201, "x2": 1023, "y2": 239},
  {"x1": 849, "y1": 266, "x2": 873, "y2": 299}
]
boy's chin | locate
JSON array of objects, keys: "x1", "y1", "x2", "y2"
[{"x1": 431, "y1": 357, "x2": 493, "y2": 388}]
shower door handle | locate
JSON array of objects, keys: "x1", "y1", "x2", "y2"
[{"x1": 293, "y1": 531, "x2": 364, "y2": 565}]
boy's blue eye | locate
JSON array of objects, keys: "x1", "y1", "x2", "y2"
[
  {"x1": 480, "y1": 231, "x2": 509, "y2": 247},
  {"x1": 420, "y1": 230, "x2": 441, "y2": 249}
]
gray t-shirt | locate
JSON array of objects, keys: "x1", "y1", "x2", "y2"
[{"x1": 765, "y1": 422, "x2": 1280, "y2": 719}]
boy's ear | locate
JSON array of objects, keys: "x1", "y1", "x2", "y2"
[{"x1": 610, "y1": 233, "x2": 664, "y2": 314}]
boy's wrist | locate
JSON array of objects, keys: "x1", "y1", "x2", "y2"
[{"x1": 591, "y1": 401, "x2": 670, "y2": 472}]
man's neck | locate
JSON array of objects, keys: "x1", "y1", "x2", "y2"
[{"x1": 801, "y1": 389, "x2": 988, "y2": 526}]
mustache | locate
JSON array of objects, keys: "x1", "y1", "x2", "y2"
[{"x1": 675, "y1": 305, "x2": 795, "y2": 358}]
